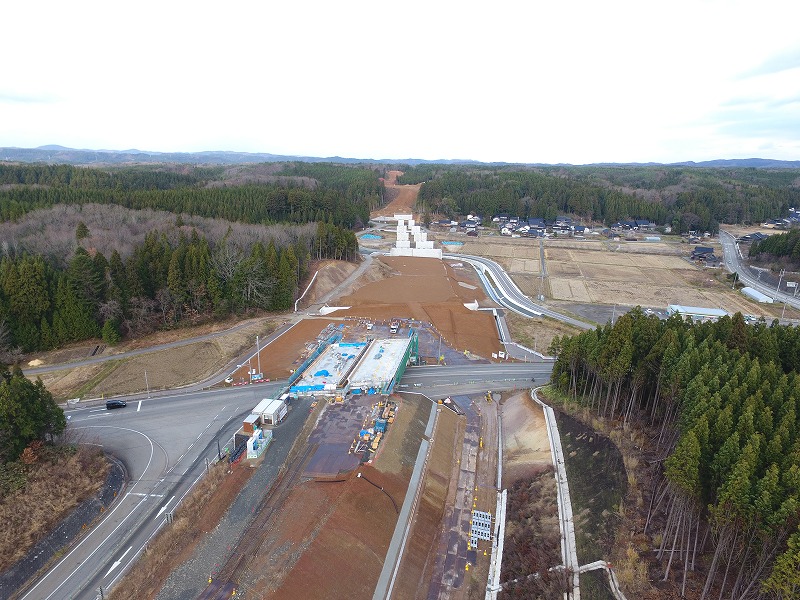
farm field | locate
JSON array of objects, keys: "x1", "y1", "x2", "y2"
[{"x1": 460, "y1": 235, "x2": 796, "y2": 318}]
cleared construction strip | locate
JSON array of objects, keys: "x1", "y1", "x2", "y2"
[
  {"x1": 373, "y1": 398, "x2": 438, "y2": 600},
  {"x1": 530, "y1": 388, "x2": 580, "y2": 600}
]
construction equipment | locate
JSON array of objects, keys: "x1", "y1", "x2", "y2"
[{"x1": 486, "y1": 391, "x2": 493, "y2": 403}]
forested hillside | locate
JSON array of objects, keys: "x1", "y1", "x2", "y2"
[
  {"x1": 0, "y1": 163, "x2": 378, "y2": 356},
  {"x1": 399, "y1": 165, "x2": 800, "y2": 233},
  {"x1": 551, "y1": 310, "x2": 800, "y2": 598},
  {"x1": 749, "y1": 230, "x2": 800, "y2": 265}
]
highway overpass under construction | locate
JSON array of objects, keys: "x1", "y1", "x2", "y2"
[{"x1": 290, "y1": 331, "x2": 418, "y2": 398}]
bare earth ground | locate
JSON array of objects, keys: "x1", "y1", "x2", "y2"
[
  {"x1": 501, "y1": 391, "x2": 553, "y2": 485},
  {"x1": 392, "y1": 407, "x2": 461, "y2": 599},
  {"x1": 498, "y1": 391, "x2": 563, "y2": 598},
  {"x1": 371, "y1": 170, "x2": 420, "y2": 219},
  {"x1": 335, "y1": 256, "x2": 502, "y2": 360},
  {"x1": 227, "y1": 318, "x2": 337, "y2": 383}
]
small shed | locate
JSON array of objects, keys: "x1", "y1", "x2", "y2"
[
  {"x1": 243, "y1": 413, "x2": 260, "y2": 435},
  {"x1": 262, "y1": 398, "x2": 287, "y2": 425},
  {"x1": 667, "y1": 304, "x2": 729, "y2": 322}
]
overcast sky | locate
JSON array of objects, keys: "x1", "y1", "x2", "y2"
[{"x1": 3, "y1": 0, "x2": 799, "y2": 164}]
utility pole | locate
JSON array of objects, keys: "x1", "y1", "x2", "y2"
[
  {"x1": 611, "y1": 304, "x2": 617, "y2": 325},
  {"x1": 145, "y1": 371, "x2": 150, "y2": 398},
  {"x1": 256, "y1": 335, "x2": 261, "y2": 376}
]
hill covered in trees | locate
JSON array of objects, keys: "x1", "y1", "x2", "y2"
[
  {"x1": 0, "y1": 162, "x2": 381, "y2": 356},
  {"x1": 399, "y1": 164, "x2": 800, "y2": 233},
  {"x1": 551, "y1": 310, "x2": 800, "y2": 598}
]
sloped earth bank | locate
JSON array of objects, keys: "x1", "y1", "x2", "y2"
[
  {"x1": 297, "y1": 259, "x2": 359, "y2": 308},
  {"x1": 499, "y1": 392, "x2": 565, "y2": 598},
  {"x1": 555, "y1": 411, "x2": 627, "y2": 599},
  {"x1": 0, "y1": 453, "x2": 122, "y2": 600},
  {"x1": 390, "y1": 406, "x2": 462, "y2": 599}
]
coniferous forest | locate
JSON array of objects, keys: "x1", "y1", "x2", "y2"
[
  {"x1": 551, "y1": 309, "x2": 800, "y2": 598},
  {"x1": 400, "y1": 164, "x2": 800, "y2": 233},
  {"x1": 0, "y1": 163, "x2": 376, "y2": 356}
]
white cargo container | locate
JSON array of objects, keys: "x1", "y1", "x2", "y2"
[{"x1": 262, "y1": 398, "x2": 287, "y2": 425}]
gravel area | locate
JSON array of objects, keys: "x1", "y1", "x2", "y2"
[{"x1": 155, "y1": 395, "x2": 315, "y2": 600}]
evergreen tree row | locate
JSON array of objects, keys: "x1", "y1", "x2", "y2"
[
  {"x1": 551, "y1": 309, "x2": 800, "y2": 598},
  {"x1": 0, "y1": 366, "x2": 65, "y2": 463},
  {"x1": 399, "y1": 165, "x2": 800, "y2": 233},
  {"x1": 0, "y1": 222, "x2": 358, "y2": 354},
  {"x1": 749, "y1": 230, "x2": 800, "y2": 264}
]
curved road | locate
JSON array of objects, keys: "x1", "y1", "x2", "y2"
[
  {"x1": 719, "y1": 230, "x2": 800, "y2": 311},
  {"x1": 20, "y1": 383, "x2": 283, "y2": 600},
  {"x1": 446, "y1": 253, "x2": 594, "y2": 330}
]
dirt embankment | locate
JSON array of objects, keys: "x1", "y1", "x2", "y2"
[
  {"x1": 499, "y1": 392, "x2": 565, "y2": 598},
  {"x1": 392, "y1": 408, "x2": 462, "y2": 599},
  {"x1": 372, "y1": 170, "x2": 420, "y2": 219},
  {"x1": 335, "y1": 256, "x2": 502, "y2": 360}
]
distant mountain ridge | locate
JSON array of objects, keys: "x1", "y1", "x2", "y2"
[{"x1": 0, "y1": 145, "x2": 797, "y2": 168}]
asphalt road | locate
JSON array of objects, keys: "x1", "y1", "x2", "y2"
[{"x1": 20, "y1": 383, "x2": 284, "y2": 600}]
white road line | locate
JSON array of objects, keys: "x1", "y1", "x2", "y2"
[
  {"x1": 156, "y1": 495, "x2": 176, "y2": 518},
  {"x1": 105, "y1": 546, "x2": 131, "y2": 577},
  {"x1": 26, "y1": 425, "x2": 157, "y2": 600},
  {"x1": 137, "y1": 400, "x2": 142, "y2": 411}
]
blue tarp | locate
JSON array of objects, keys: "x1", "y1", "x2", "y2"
[
  {"x1": 290, "y1": 384, "x2": 325, "y2": 393},
  {"x1": 314, "y1": 369, "x2": 330, "y2": 377}
]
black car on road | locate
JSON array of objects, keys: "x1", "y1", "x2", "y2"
[{"x1": 106, "y1": 399, "x2": 127, "y2": 409}]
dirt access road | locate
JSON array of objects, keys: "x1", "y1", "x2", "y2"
[{"x1": 372, "y1": 170, "x2": 421, "y2": 219}]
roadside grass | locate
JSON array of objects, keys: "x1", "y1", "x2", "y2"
[
  {"x1": 71, "y1": 360, "x2": 125, "y2": 399},
  {"x1": 0, "y1": 444, "x2": 109, "y2": 573},
  {"x1": 34, "y1": 317, "x2": 283, "y2": 402},
  {"x1": 504, "y1": 311, "x2": 582, "y2": 357}
]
